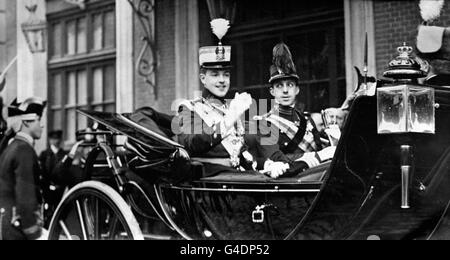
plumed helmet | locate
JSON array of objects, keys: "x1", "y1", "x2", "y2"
[
  {"x1": 269, "y1": 43, "x2": 300, "y2": 84},
  {"x1": 199, "y1": 19, "x2": 232, "y2": 70}
]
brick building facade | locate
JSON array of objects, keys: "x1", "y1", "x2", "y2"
[{"x1": 374, "y1": 1, "x2": 450, "y2": 78}]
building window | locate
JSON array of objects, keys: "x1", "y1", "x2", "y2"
[
  {"x1": 226, "y1": 0, "x2": 345, "y2": 112},
  {"x1": 47, "y1": 0, "x2": 116, "y2": 142}
]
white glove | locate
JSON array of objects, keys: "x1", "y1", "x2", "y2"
[
  {"x1": 36, "y1": 229, "x2": 49, "y2": 240},
  {"x1": 317, "y1": 146, "x2": 337, "y2": 162},
  {"x1": 340, "y1": 93, "x2": 357, "y2": 110},
  {"x1": 262, "y1": 160, "x2": 290, "y2": 179},
  {"x1": 297, "y1": 152, "x2": 321, "y2": 168},
  {"x1": 69, "y1": 141, "x2": 85, "y2": 159},
  {"x1": 324, "y1": 125, "x2": 341, "y2": 146},
  {"x1": 224, "y1": 93, "x2": 253, "y2": 130}
]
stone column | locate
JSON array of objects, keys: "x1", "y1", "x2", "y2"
[
  {"x1": 16, "y1": 0, "x2": 48, "y2": 152},
  {"x1": 116, "y1": 0, "x2": 135, "y2": 113},
  {"x1": 344, "y1": 0, "x2": 377, "y2": 95},
  {"x1": 174, "y1": 0, "x2": 200, "y2": 104}
]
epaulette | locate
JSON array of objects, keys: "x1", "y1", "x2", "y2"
[
  {"x1": 191, "y1": 97, "x2": 204, "y2": 104},
  {"x1": 178, "y1": 97, "x2": 203, "y2": 112}
]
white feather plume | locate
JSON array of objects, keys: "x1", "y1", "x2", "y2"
[
  {"x1": 419, "y1": 0, "x2": 445, "y2": 22},
  {"x1": 210, "y1": 19, "x2": 230, "y2": 41}
]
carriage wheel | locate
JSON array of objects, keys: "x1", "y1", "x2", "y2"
[{"x1": 48, "y1": 181, "x2": 144, "y2": 240}]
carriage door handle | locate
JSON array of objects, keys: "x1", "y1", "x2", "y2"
[{"x1": 252, "y1": 204, "x2": 274, "y2": 224}]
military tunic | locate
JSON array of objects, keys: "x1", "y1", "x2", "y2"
[
  {"x1": 177, "y1": 90, "x2": 269, "y2": 177},
  {"x1": 0, "y1": 134, "x2": 43, "y2": 240},
  {"x1": 257, "y1": 105, "x2": 327, "y2": 175}
]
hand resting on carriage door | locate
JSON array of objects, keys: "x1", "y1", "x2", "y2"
[{"x1": 51, "y1": 140, "x2": 91, "y2": 190}]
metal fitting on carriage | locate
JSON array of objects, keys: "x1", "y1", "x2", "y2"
[
  {"x1": 400, "y1": 145, "x2": 413, "y2": 209},
  {"x1": 252, "y1": 206, "x2": 265, "y2": 223},
  {"x1": 252, "y1": 204, "x2": 274, "y2": 224}
]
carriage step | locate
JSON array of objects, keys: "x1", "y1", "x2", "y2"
[{"x1": 143, "y1": 234, "x2": 173, "y2": 240}]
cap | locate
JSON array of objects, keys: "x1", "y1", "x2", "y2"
[
  {"x1": 8, "y1": 97, "x2": 47, "y2": 120},
  {"x1": 269, "y1": 43, "x2": 300, "y2": 84},
  {"x1": 48, "y1": 130, "x2": 63, "y2": 139},
  {"x1": 200, "y1": 18, "x2": 232, "y2": 70},
  {"x1": 199, "y1": 46, "x2": 232, "y2": 69}
]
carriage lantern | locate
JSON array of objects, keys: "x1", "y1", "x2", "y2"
[
  {"x1": 377, "y1": 43, "x2": 434, "y2": 210},
  {"x1": 377, "y1": 43, "x2": 434, "y2": 135},
  {"x1": 21, "y1": 4, "x2": 47, "y2": 53}
]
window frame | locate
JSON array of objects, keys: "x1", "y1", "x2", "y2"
[
  {"x1": 47, "y1": 0, "x2": 116, "y2": 142},
  {"x1": 227, "y1": 7, "x2": 346, "y2": 111}
]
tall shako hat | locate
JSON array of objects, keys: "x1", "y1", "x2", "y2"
[
  {"x1": 8, "y1": 97, "x2": 47, "y2": 120},
  {"x1": 269, "y1": 43, "x2": 300, "y2": 84},
  {"x1": 416, "y1": 0, "x2": 450, "y2": 74},
  {"x1": 199, "y1": 18, "x2": 232, "y2": 70}
]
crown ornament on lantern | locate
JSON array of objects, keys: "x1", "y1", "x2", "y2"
[
  {"x1": 210, "y1": 18, "x2": 230, "y2": 60},
  {"x1": 383, "y1": 43, "x2": 427, "y2": 80}
]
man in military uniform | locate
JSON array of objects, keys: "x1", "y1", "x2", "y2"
[
  {"x1": 177, "y1": 19, "x2": 286, "y2": 177},
  {"x1": 0, "y1": 98, "x2": 47, "y2": 240},
  {"x1": 255, "y1": 43, "x2": 337, "y2": 179}
]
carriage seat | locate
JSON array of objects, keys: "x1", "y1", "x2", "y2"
[
  {"x1": 124, "y1": 107, "x2": 330, "y2": 184},
  {"x1": 198, "y1": 161, "x2": 330, "y2": 184}
]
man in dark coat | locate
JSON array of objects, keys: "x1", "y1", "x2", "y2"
[
  {"x1": 0, "y1": 98, "x2": 47, "y2": 240},
  {"x1": 38, "y1": 130, "x2": 67, "y2": 227}
]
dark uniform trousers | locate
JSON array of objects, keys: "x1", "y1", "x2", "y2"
[
  {"x1": 0, "y1": 137, "x2": 43, "y2": 240},
  {"x1": 39, "y1": 148, "x2": 67, "y2": 227}
]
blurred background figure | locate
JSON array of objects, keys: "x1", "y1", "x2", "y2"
[
  {"x1": 310, "y1": 113, "x2": 325, "y2": 134},
  {"x1": 321, "y1": 108, "x2": 347, "y2": 147},
  {"x1": 51, "y1": 128, "x2": 95, "y2": 191},
  {"x1": 322, "y1": 108, "x2": 347, "y2": 130},
  {"x1": 38, "y1": 130, "x2": 67, "y2": 227}
]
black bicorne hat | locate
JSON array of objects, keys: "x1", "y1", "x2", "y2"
[
  {"x1": 269, "y1": 43, "x2": 300, "y2": 84},
  {"x1": 8, "y1": 97, "x2": 47, "y2": 119}
]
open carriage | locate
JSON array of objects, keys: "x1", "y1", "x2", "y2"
[
  {"x1": 48, "y1": 81, "x2": 450, "y2": 240},
  {"x1": 47, "y1": 108, "x2": 327, "y2": 240}
]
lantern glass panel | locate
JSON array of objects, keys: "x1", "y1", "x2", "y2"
[
  {"x1": 377, "y1": 84, "x2": 435, "y2": 134},
  {"x1": 408, "y1": 86, "x2": 435, "y2": 134}
]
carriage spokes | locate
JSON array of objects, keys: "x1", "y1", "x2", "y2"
[{"x1": 48, "y1": 181, "x2": 144, "y2": 240}]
